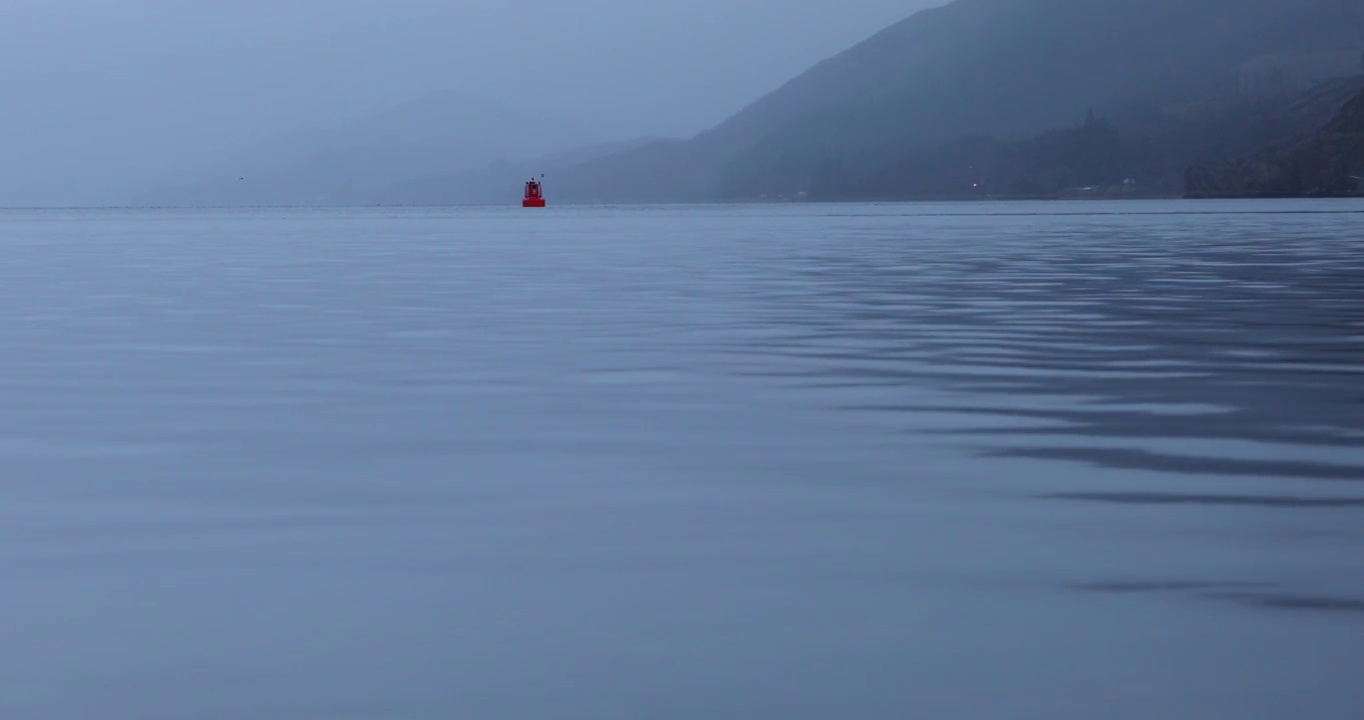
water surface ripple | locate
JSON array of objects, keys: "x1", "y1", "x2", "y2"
[{"x1": 1, "y1": 202, "x2": 1361, "y2": 719}]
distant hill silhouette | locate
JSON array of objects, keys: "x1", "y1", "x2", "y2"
[
  {"x1": 135, "y1": 91, "x2": 598, "y2": 207},
  {"x1": 136, "y1": 0, "x2": 1364, "y2": 206},
  {"x1": 1187, "y1": 83, "x2": 1364, "y2": 197},
  {"x1": 556, "y1": 0, "x2": 1364, "y2": 202},
  {"x1": 379, "y1": 137, "x2": 665, "y2": 206},
  {"x1": 808, "y1": 75, "x2": 1364, "y2": 201}
]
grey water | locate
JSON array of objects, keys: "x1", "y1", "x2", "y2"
[{"x1": 1, "y1": 201, "x2": 1362, "y2": 719}]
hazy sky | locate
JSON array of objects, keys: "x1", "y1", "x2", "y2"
[{"x1": 0, "y1": 0, "x2": 942, "y2": 204}]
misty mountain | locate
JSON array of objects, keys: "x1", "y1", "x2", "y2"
[
  {"x1": 1187, "y1": 84, "x2": 1364, "y2": 197},
  {"x1": 136, "y1": 91, "x2": 599, "y2": 207},
  {"x1": 4, "y1": 1, "x2": 943, "y2": 207},
  {"x1": 809, "y1": 74, "x2": 1364, "y2": 200},
  {"x1": 380, "y1": 137, "x2": 665, "y2": 206},
  {"x1": 558, "y1": 0, "x2": 1364, "y2": 202}
]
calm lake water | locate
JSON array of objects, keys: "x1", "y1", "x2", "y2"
[{"x1": 1, "y1": 201, "x2": 1362, "y2": 719}]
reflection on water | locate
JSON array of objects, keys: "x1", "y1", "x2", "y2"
[
  {"x1": 1078, "y1": 581, "x2": 1364, "y2": 615},
  {"x1": 1, "y1": 202, "x2": 1362, "y2": 719},
  {"x1": 1045, "y1": 492, "x2": 1364, "y2": 508}
]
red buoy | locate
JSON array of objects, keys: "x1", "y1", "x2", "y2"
[{"x1": 522, "y1": 179, "x2": 546, "y2": 208}]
